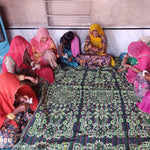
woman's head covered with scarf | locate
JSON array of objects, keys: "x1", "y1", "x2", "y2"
[
  {"x1": 128, "y1": 41, "x2": 150, "y2": 59},
  {"x1": 2, "y1": 35, "x2": 33, "y2": 72},
  {"x1": 89, "y1": 23, "x2": 104, "y2": 48},
  {"x1": 31, "y1": 27, "x2": 57, "y2": 53},
  {"x1": 0, "y1": 72, "x2": 38, "y2": 128}
]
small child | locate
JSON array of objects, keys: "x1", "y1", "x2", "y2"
[{"x1": 117, "y1": 53, "x2": 138, "y2": 73}]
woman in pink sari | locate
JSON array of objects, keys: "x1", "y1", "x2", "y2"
[
  {"x1": 124, "y1": 41, "x2": 150, "y2": 113},
  {"x1": 2, "y1": 35, "x2": 54, "y2": 84},
  {"x1": 124, "y1": 41, "x2": 150, "y2": 84},
  {"x1": 30, "y1": 27, "x2": 59, "y2": 70}
]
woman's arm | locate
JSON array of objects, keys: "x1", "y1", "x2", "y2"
[
  {"x1": 83, "y1": 36, "x2": 100, "y2": 54},
  {"x1": 49, "y1": 42, "x2": 57, "y2": 54},
  {"x1": 100, "y1": 34, "x2": 107, "y2": 53},
  {"x1": 2, "y1": 102, "x2": 29, "y2": 127},
  {"x1": 124, "y1": 64, "x2": 140, "y2": 73},
  {"x1": 4, "y1": 56, "x2": 16, "y2": 73},
  {"x1": 15, "y1": 74, "x2": 38, "y2": 84},
  {"x1": 122, "y1": 54, "x2": 129, "y2": 66},
  {"x1": 83, "y1": 36, "x2": 91, "y2": 53},
  {"x1": 60, "y1": 43, "x2": 65, "y2": 56}
]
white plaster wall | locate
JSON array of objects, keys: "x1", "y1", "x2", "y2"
[
  {"x1": 1, "y1": 0, "x2": 150, "y2": 28},
  {"x1": 0, "y1": 0, "x2": 47, "y2": 27},
  {"x1": 92, "y1": 0, "x2": 150, "y2": 27},
  {"x1": 1, "y1": 0, "x2": 150, "y2": 56}
]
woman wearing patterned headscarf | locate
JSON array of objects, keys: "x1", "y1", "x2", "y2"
[
  {"x1": 30, "y1": 27, "x2": 59, "y2": 70},
  {"x1": 76, "y1": 23, "x2": 115, "y2": 68}
]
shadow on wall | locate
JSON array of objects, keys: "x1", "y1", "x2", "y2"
[
  {"x1": 0, "y1": 64, "x2": 2, "y2": 73},
  {"x1": 0, "y1": 5, "x2": 11, "y2": 43},
  {"x1": 0, "y1": 5, "x2": 9, "y2": 28}
]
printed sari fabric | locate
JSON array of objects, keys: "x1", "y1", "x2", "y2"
[
  {"x1": 76, "y1": 24, "x2": 115, "y2": 68},
  {"x1": 30, "y1": 27, "x2": 58, "y2": 69},
  {"x1": 0, "y1": 72, "x2": 39, "y2": 149},
  {"x1": 76, "y1": 54, "x2": 111, "y2": 69},
  {"x1": 134, "y1": 72, "x2": 150, "y2": 113}
]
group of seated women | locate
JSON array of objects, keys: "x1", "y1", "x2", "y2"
[{"x1": 1, "y1": 23, "x2": 150, "y2": 149}]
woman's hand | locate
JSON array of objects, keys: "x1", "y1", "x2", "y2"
[
  {"x1": 98, "y1": 48, "x2": 105, "y2": 54},
  {"x1": 68, "y1": 57, "x2": 72, "y2": 62},
  {"x1": 68, "y1": 56, "x2": 74, "y2": 62},
  {"x1": 2, "y1": 102, "x2": 29, "y2": 127},
  {"x1": 42, "y1": 49, "x2": 47, "y2": 56},
  {"x1": 2, "y1": 117, "x2": 11, "y2": 127},
  {"x1": 31, "y1": 61, "x2": 41, "y2": 70},
  {"x1": 26, "y1": 76, "x2": 38, "y2": 84},
  {"x1": 88, "y1": 44, "x2": 93, "y2": 49},
  {"x1": 123, "y1": 64, "x2": 132, "y2": 70},
  {"x1": 33, "y1": 53, "x2": 41, "y2": 61},
  {"x1": 16, "y1": 102, "x2": 29, "y2": 113},
  {"x1": 61, "y1": 52, "x2": 65, "y2": 56}
]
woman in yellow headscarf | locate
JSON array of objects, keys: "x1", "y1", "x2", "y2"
[{"x1": 76, "y1": 23, "x2": 115, "y2": 68}]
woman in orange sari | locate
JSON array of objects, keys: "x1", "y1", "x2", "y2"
[
  {"x1": 0, "y1": 72, "x2": 39, "y2": 149},
  {"x1": 76, "y1": 23, "x2": 115, "y2": 68}
]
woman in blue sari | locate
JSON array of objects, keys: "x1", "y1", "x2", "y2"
[{"x1": 59, "y1": 31, "x2": 80, "y2": 67}]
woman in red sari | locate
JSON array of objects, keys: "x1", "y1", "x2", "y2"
[
  {"x1": 0, "y1": 72, "x2": 39, "y2": 149},
  {"x1": 2, "y1": 35, "x2": 54, "y2": 84}
]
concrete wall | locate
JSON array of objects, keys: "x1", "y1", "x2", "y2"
[
  {"x1": 1, "y1": 0, "x2": 150, "y2": 56},
  {"x1": 92, "y1": 0, "x2": 150, "y2": 28},
  {"x1": 1, "y1": 0, "x2": 150, "y2": 28}
]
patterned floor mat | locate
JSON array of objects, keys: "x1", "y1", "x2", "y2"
[{"x1": 14, "y1": 59, "x2": 150, "y2": 150}]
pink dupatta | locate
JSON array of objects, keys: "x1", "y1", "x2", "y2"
[
  {"x1": 71, "y1": 35, "x2": 80, "y2": 57},
  {"x1": 126, "y1": 41, "x2": 150, "y2": 84},
  {"x1": 30, "y1": 27, "x2": 57, "y2": 53}
]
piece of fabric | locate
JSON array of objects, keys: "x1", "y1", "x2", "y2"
[
  {"x1": 71, "y1": 35, "x2": 80, "y2": 57},
  {"x1": 30, "y1": 27, "x2": 58, "y2": 69},
  {"x1": 120, "y1": 53, "x2": 138, "y2": 66},
  {"x1": 134, "y1": 72, "x2": 150, "y2": 113},
  {"x1": 0, "y1": 72, "x2": 38, "y2": 128},
  {"x1": 14, "y1": 60, "x2": 150, "y2": 149},
  {"x1": 0, "y1": 112, "x2": 32, "y2": 149},
  {"x1": 76, "y1": 54, "x2": 111, "y2": 69},
  {"x1": 61, "y1": 49, "x2": 79, "y2": 67},
  {"x1": 137, "y1": 90, "x2": 150, "y2": 113},
  {"x1": 126, "y1": 41, "x2": 150, "y2": 84}
]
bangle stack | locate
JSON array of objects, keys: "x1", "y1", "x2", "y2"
[
  {"x1": 19, "y1": 75, "x2": 25, "y2": 81},
  {"x1": 7, "y1": 113, "x2": 16, "y2": 120}
]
